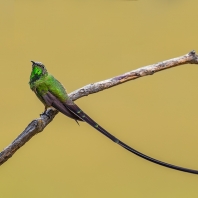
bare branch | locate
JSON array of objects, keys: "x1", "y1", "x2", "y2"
[
  {"x1": 0, "y1": 109, "x2": 58, "y2": 165},
  {"x1": 69, "y1": 50, "x2": 198, "y2": 101},
  {"x1": 1, "y1": 50, "x2": 198, "y2": 166}
]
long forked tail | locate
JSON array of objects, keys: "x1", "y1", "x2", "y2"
[{"x1": 65, "y1": 101, "x2": 198, "y2": 174}]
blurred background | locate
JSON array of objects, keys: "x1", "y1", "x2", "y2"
[{"x1": 1, "y1": 0, "x2": 198, "y2": 197}]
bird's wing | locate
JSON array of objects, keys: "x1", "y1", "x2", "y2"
[
  {"x1": 64, "y1": 99, "x2": 198, "y2": 174},
  {"x1": 42, "y1": 91, "x2": 83, "y2": 121}
]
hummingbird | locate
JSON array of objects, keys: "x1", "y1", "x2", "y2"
[{"x1": 29, "y1": 61, "x2": 198, "y2": 174}]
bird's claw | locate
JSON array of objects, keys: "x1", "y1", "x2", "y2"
[{"x1": 40, "y1": 111, "x2": 51, "y2": 119}]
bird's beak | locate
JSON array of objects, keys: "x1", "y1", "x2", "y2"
[{"x1": 31, "y1": 60, "x2": 35, "y2": 64}]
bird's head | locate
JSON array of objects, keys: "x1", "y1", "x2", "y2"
[
  {"x1": 31, "y1": 61, "x2": 48, "y2": 75},
  {"x1": 29, "y1": 61, "x2": 48, "y2": 84}
]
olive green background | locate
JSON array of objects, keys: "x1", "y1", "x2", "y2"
[{"x1": 1, "y1": 1, "x2": 198, "y2": 197}]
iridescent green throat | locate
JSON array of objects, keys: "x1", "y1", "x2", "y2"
[{"x1": 29, "y1": 66, "x2": 47, "y2": 84}]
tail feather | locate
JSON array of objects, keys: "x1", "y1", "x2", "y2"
[
  {"x1": 64, "y1": 100, "x2": 117, "y2": 142},
  {"x1": 64, "y1": 100, "x2": 198, "y2": 174}
]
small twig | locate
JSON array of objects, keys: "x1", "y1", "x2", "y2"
[{"x1": 0, "y1": 50, "x2": 198, "y2": 166}]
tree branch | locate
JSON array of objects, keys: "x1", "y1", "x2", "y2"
[{"x1": 1, "y1": 50, "x2": 198, "y2": 166}]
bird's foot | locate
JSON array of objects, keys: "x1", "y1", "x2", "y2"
[
  {"x1": 40, "y1": 107, "x2": 58, "y2": 120},
  {"x1": 40, "y1": 111, "x2": 51, "y2": 119}
]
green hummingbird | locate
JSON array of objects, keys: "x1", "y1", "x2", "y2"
[{"x1": 29, "y1": 61, "x2": 198, "y2": 174}]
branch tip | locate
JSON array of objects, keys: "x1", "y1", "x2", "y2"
[{"x1": 189, "y1": 50, "x2": 196, "y2": 56}]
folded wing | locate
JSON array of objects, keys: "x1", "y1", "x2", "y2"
[{"x1": 42, "y1": 91, "x2": 83, "y2": 121}]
